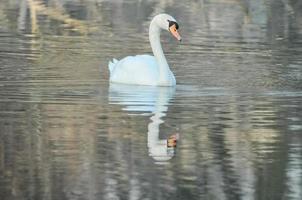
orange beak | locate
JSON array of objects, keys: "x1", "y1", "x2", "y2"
[{"x1": 169, "y1": 24, "x2": 182, "y2": 41}]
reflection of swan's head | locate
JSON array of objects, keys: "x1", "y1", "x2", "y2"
[
  {"x1": 149, "y1": 146, "x2": 174, "y2": 162},
  {"x1": 149, "y1": 134, "x2": 178, "y2": 164},
  {"x1": 151, "y1": 13, "x2": 181, "y2": 41}
]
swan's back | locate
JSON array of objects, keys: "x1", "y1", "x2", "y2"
[{"x1": 109, "y1": 55, "x2": 160, "y2": 85}]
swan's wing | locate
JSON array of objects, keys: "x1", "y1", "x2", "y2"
[{"x1": 110, "y1": 55, "x2": 159, "y2": 85}]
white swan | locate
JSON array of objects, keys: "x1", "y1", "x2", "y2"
[{"x1": 108, "y1": 14, "x2": 181, "y2": 86}]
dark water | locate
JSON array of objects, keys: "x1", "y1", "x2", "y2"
[{"x1": 0, "y1": 0, "x2": 302, "y2": 200}]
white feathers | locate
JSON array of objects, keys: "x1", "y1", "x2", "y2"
[
  {"x1": 108, "y1": 58, "x2": 119, "y2": 74},
  {"x1": 107, "y1": 14, "x2": 178, "y2": 86}
]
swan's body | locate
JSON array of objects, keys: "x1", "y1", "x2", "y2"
[
  {"x1": 109, "y1": 55, "x2": 173, "y2": 86},
  {"x1": 108, "y1": 14, "x2": 181, "y2": 86}
]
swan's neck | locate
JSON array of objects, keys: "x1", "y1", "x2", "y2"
[{"x1": 149, "y1": 20, "x2": 171, "y2": 84}]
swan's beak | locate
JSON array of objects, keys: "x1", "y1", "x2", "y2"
[{"x1": 169, "y1": 25, "x2": 182, "y2": 42}]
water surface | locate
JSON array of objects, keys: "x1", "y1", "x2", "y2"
[{"x1": 0, "y1": 0, "x2": 302, "y2": 200}]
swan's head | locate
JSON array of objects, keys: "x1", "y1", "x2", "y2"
[{"x1": 154, "y1": 14, "x2": 182, "y2": 41}]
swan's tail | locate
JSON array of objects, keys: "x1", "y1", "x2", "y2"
[{"x1": 108, "y1": 58, "x2": 118, "y2": 74}]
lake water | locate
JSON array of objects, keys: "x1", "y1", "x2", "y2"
[{"x1": 0, "y1": 0, "x2": 302, "y2": 200}]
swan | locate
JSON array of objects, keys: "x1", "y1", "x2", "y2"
[{"x1": 108, "y1": 14, "x2": 181, "y2": 86}]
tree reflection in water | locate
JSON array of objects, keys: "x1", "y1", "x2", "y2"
[{"x1": 0, "y1": 0, "x2": 301, "y2": 200}]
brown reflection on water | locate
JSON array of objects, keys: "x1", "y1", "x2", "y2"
[{"x1": 0, "y1": 103, "x2": 97, "y2": 199}]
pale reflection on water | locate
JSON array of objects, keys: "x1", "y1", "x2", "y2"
[
  {"x1": 0, "y1": 0, "x2": 302, "y2": 200},
  {"x1": 109, "y1": 84, "x2": 177, "y2": 164}
]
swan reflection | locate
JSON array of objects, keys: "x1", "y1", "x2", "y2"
[{"x1": 109, "y1": 84, "x2": 178, "y2": 163}]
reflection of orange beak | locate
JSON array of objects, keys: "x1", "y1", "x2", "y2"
[
  {"x1": 169, "y1": 25, "x2": 182, "y2": 41},
  {"x1": 167, "y1": 134, "x2": 178, "y2": 148}
]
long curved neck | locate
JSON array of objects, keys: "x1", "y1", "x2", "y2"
[{"x1": 149, "y1": 19, "x2": 170, "y2": 83}]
